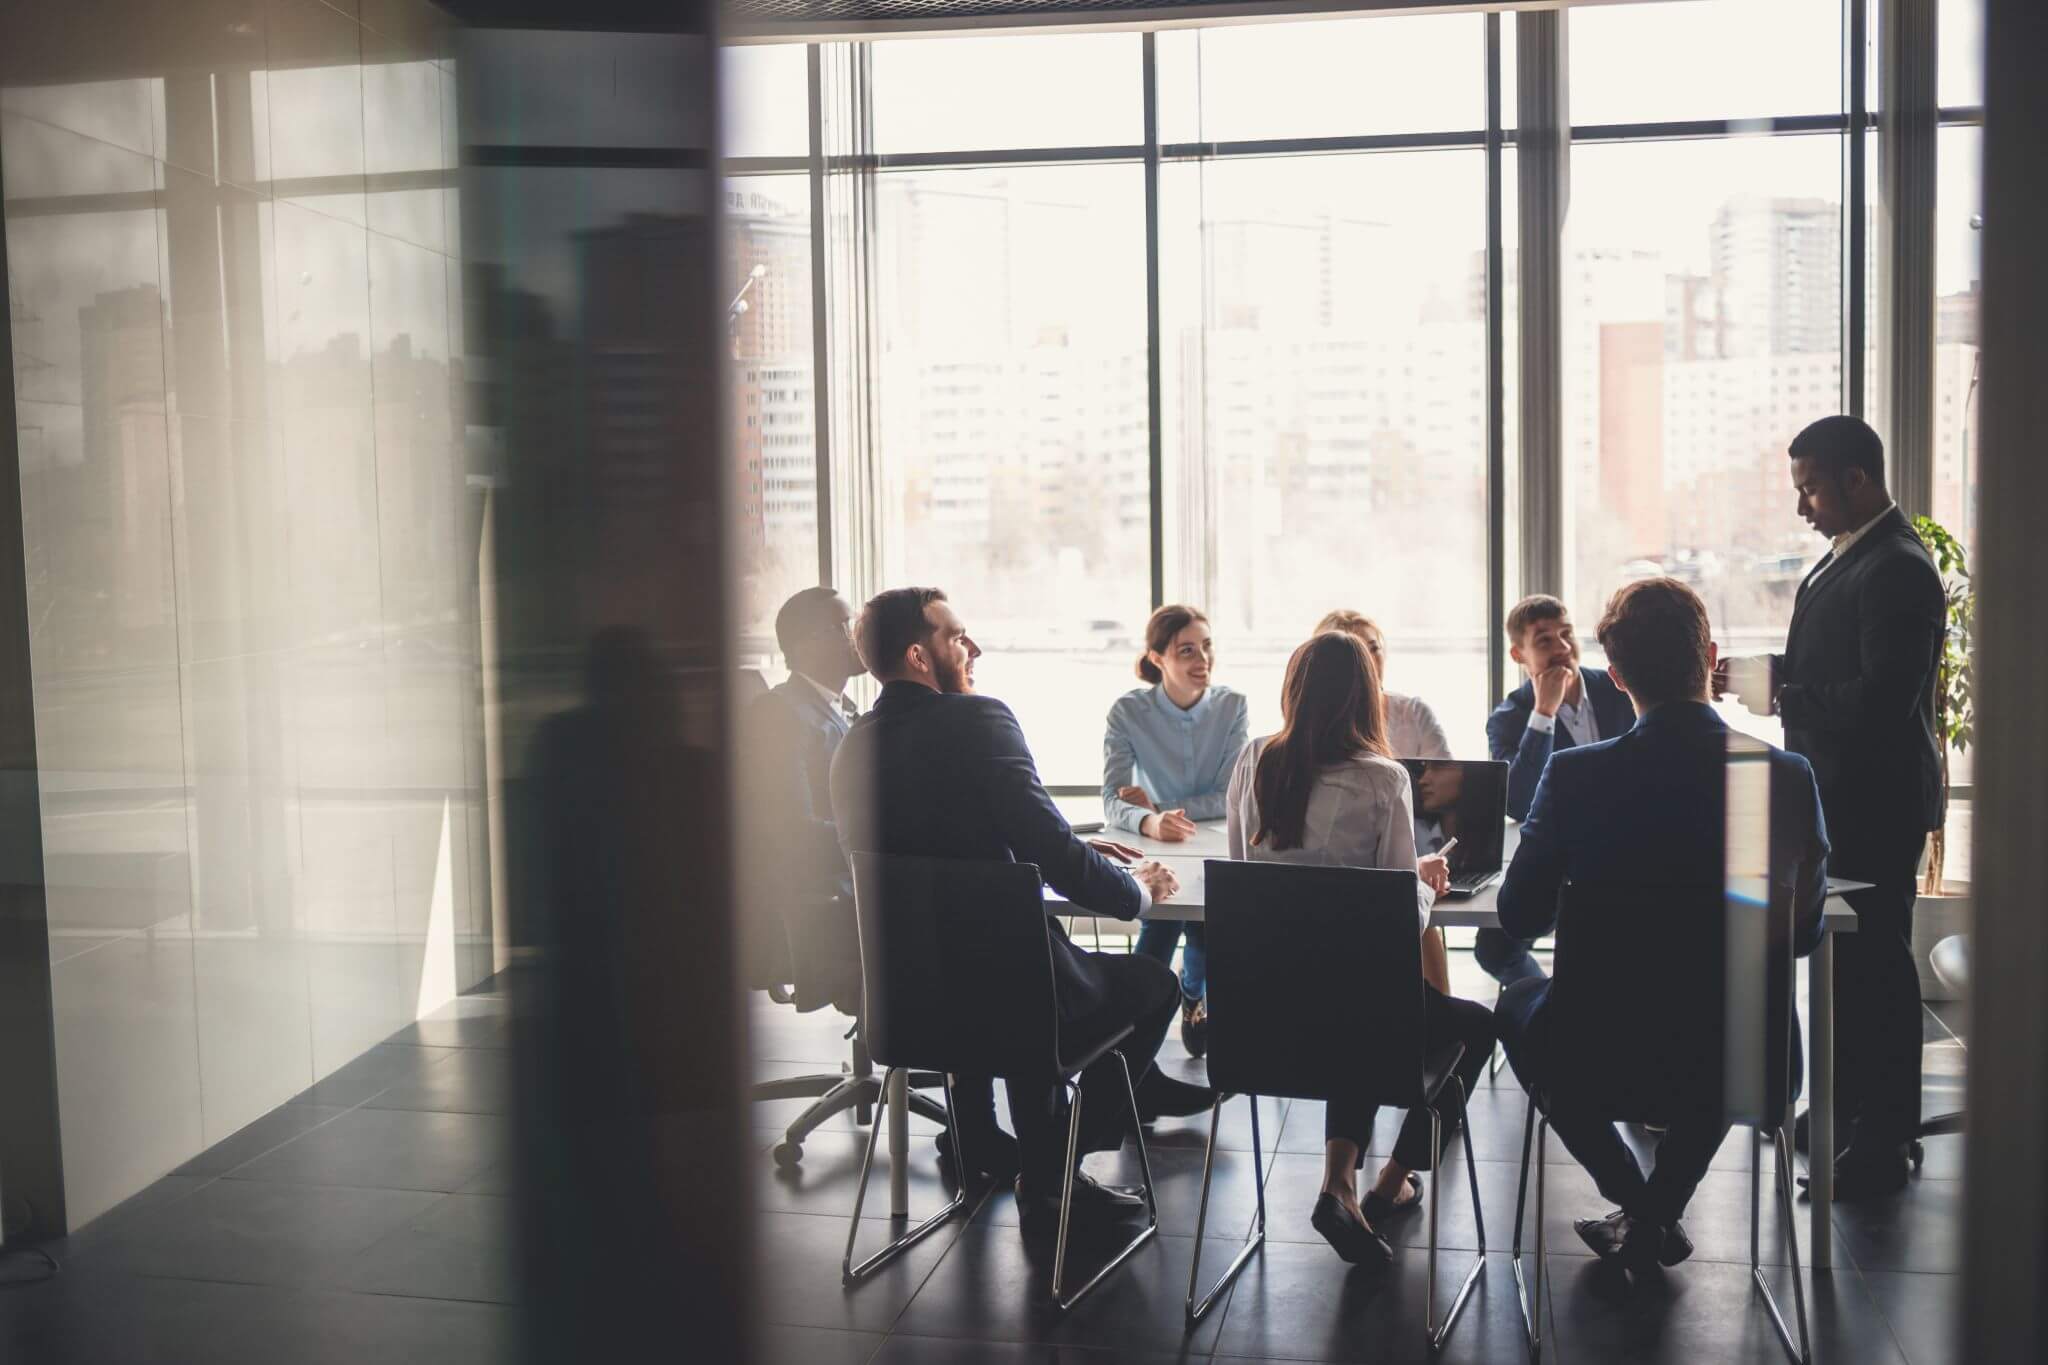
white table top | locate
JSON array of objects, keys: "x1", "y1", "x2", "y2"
[{"x1": 1062, "y1": 820, "x2": 1861, "y2": 931}]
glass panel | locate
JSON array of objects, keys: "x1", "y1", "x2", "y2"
[
  {"x1": 1569, "y1": 0, "x2": 1842, "y2": 125},
  {"x1": 1162, "y1": 150, "x2": 1492, "y2": 757},
  {"x1": 1160, "y1": 13, "x2": 1484, "y2": 143},
  {"x1": 726, "y1": 175, "x2": 822, "y2": 650},
  {"x1": 1932, "y1": 125, "x2": 1982, "y2": 559},
  {"x1": 720, "y1": 43, "x2": 809, "y2": 160},
  {"x1": 870, "y1": 33, "x2": 1141, "y2": 154},
  {"x1": 1563, "y1": 135, "x2": 1845, "y2": 744},
  {"x1": 873, "y1": 164, "x2": 1149, "y2": 784},
  {"x1": 1939, "y1": 0, "x2": 1985, "y2": 108}
]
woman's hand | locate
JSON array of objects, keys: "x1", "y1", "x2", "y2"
[
  {"x1": 1416, "y1": 854, "x2": 1451, "y2": 897},
  {"x1": 1144, "y1": 809, "x2": 1198, "y2": 842},
  {"x1": 1118, "y1": 785, "x2": 1158, "y2": 812}
]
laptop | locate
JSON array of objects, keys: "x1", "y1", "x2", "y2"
[{"x1": 1402, "y1": 759, "x2": 1509, "y2": 897}]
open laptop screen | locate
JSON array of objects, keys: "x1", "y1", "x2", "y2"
[{"x1": 1402, "y1": 759, "x2": 1509, "y2": 878}]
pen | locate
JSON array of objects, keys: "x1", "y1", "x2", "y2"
[{"x1": 1436, "y1": 836, "x2": 1460, "y2": 859}]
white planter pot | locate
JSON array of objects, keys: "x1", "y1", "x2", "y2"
[{"x1": 1912, "y1": 883, "x2": 1972, "y2": 1003}]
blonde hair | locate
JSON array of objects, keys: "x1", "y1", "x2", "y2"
[{"x1": 1314, "y1": 609, "x2": 1381, "y2": 649}]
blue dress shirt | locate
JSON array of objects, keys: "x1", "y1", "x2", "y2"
[{"x1": 1102, "y1": 684, "x2": 1251, "y2": 835}]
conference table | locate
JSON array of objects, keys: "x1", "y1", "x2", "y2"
[{"x1": 879, "y1": 820, "x2": 1863, "y2": 1270}]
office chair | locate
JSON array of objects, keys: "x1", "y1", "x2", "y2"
[
  {"x1": 1509, "y1": 882, "x2": 1811, "y2": 1365},
  {"x1": 747, "y1": 889, "x2": 951, "y2": 1168},
  {"x1": 1187, "y1": 860, "x2": 1487, "y2": 1350},
  {"x1": 1910, "y1": 933, "x2": 1969, "y2": 1163},
  {"x1": 845, "y1": 852, "x2": 1159, "y2": 1309}
]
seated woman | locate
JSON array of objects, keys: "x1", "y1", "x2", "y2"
[
  {"x1": 1103, "y1": 604, "x2": 1249, "y2": 1059},
  {"x1": 1224, "y1": 630, "x2": 1496, "y2": 1267},
  {"x1": 1314, "y1": 610, "x2": 1452, "y2": 759}
]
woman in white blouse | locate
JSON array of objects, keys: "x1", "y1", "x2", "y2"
[
  {"x1": 1314, "y1": 610, "x2": 1452, "y2": 759},
  {"x1": 1225, "y1": 630, "x2": 1496, "y2": 1267}
]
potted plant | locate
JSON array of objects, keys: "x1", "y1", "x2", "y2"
[{"x1": 1912, "y1": 514, "x2": 1974, "y2": 1001}]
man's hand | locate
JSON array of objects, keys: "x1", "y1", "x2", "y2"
[
  {"x1": 1710, "y1": 658, "x2": 1730, "y2": 700},
  {"x1": 1417, "y1": 854, "x2": 1452, "y2": 897},
  {"x1": 1132, "y1": 859, "x2": 1180, "y2": 903},
  {"x1": 1118, "y1": 785, "x2": 1158, "y2": 812},
  {"x1": 1088, "y1": 838, "x2": 1143, "y2": 864},
  {"x1": 1531, "y1": 664, "x2": 1573, "y2": 718},
  {"x1": 1142, "y1": 808, "x2": 1199, "y2": 842}
]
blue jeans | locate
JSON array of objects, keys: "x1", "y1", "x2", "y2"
[
  {"x1": 1474, "y1": 927, "x2": 1547, "y2": 988},
  {"x1": 1133, "y1": 920, "x2": 1206, "y2": 1004}
]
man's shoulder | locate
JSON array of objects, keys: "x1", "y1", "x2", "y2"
[{"x1": 1490, "y1": 681, "x2": 1535, "y2": 717}]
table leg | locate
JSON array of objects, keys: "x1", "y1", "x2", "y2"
[
  {"x1": 1810, "y1": 932, "x2": 1834, "y2": 1270},
  {"x1": 888, "y1": 1068, "x2": 910, "y2": 1218}
]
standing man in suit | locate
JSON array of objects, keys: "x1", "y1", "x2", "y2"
[
  {"x1": 830, "y1": 587, "x2": 1212, "y2": 1227},
  {"x1": 1480, "y1": 594, "x2": 1638, "y2": 985},
  {"x1": 1718, "y1": 415, "x2": 1945, "y2": 1198},
  {"x1": 1497, "y1": 578, "x2": 1832, "y2": 1271}
]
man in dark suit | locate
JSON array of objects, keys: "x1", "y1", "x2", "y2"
[
  {"x1": 1718, "y1": 415, "x2": 1946, "y2": 1198},
  {"x1": 1496, "y1": 578, "x2": 1831, "y2": 1272},
  {"x1": 1480, "y1": 593, "x2": 1638, "y2": 985},
  {"x1": 830, "y1": 587, "x2": 1211, "y2": 1224}
]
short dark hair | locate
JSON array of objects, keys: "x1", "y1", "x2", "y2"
[
  {"x1": 1596, "y1": 577, "x2": 1712, "y2": 707},
  {"x1": 1505, "y1": 593, "x2": 1569, "y2": 645},
  {"x1": 1788, "y1": 414, "x2": 1886, "y2": 487},
  {"x1": 855, "y1": 587, "x2": 947, "y2": 681},
  {"x1": 774, "y1": 587, "x2": 844, "y2": 660}
]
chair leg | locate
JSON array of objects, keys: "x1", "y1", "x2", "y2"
[
  {"x1": 842, "y1": 1071, "x2": 970, "y2": 1285},
  {"x1": 1510, "y1": 1106, "x2": 1548, "y2": 1361},
  {"x1": 1427, "y1": 1077, "x2": 1487, "y2": 1351},
  {"x1": 1052, "y1": 1051, "x2": 1160, "y2": 1311},
  {"x1": 1185, "y1": 1093, "x2": 1266, "y2": 1325},
  {"x1": 1752, "y1": 1124, "x2": 1813, "y2": 1365}
]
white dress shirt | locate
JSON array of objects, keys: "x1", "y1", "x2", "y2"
[
  {"x1": 1224, "y1": 737, "x2": 1435, "y2": 934},
  {"x1": 1806, "y1": 501, "x2": 1897, "y2": 587},
  {"x1": 795, "y1": 672, "x2": 855, "y2": 734}
]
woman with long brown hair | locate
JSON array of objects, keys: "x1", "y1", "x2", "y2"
[{"x1": 1224, "y1": 631, "x2": 1496, "y2": 1267}]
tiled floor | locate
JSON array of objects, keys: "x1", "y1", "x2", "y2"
[{"x1": 0, "y1": 955, "x2": 1965, "y2": 1364}]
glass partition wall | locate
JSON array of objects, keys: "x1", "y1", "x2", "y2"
[{"x1": 722, "y1": 0, "x2": 1974, "y2": 789}]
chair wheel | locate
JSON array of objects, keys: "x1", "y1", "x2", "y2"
[{"x1": 773, "y1": 1141, "x2": 804, "y2": 1170}]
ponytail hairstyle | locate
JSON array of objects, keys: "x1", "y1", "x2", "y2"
[
  {"x1": 1136, "y1": 604, "x2": 1209, "y2": 685},
  {"x1": 1251, "y1": 631, "x2": 1390, "y2": 851}
]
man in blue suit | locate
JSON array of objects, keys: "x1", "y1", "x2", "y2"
[
  {"x1": 1494, "y1": 578, "x2": 1830, "y2": 1272},
  {"x1": 831, "y1": 587, "x2": 1211, "y2": 1226},
  {"x1": 1480, "y1": 593, "x2": 1638, "y2": 985}
]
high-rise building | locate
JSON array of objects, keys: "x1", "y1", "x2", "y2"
[{"x1": 1709, "y1": 195, "x2": 1840, "y2": 359}]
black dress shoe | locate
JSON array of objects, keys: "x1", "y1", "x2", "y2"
[
  {"x1": 1792, "y1": 1109, "x2": 1852, "y2": 1160},
  {"x1": 937, "y1": 1126, "x2": 1019, "y2": 1183},
  {"x1": 1311, "y1": 1193, "x2": 1393, "y2": 1267},
  {"x1": 1135, "y1": 1071, "x2": 1214, "y2": 1122},
  {"x1": 1014, "y1": 1171, "x2": 1149, "y2": 1225},
  {"x1": 1574, "y1": 1210, "x2": 1667, "y2": 1272},
  {"x1": 1179, "y1": 997, "x2": 1210, "y2": 1060},
  {"x1": 1659, "y1": 1220, "x2": 1695, "y2": 1267},
  {"x1": 1360, "y1": 1172, "x2": 1423, "y2": 1226}
]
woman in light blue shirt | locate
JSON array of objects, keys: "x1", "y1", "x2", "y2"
[{"x1": 1103, "y1": 604, "x2": 1249, "y2": 1059}]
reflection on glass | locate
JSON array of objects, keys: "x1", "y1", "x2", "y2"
[
  {"x1": 720, "y1": 42, "x2": 810, "y2": 158},
  {"x1": 726, "y1": 174, "x2": 821, "y2": 648},
  {"x1": 1162, "y1": 151, "x2": 1491, "y2": 756},
  {"x1": 1568, "y1": 0, "x2": 1841, "y2": 125},
  {"x1": 1932, "y1": 126, "x2": 1982, "y2": 557},
  {"x1": 873, "y1": 164, "x2": 1149, "y2": 781},
  {"x1": 1563, "y1": 135, "x2": 1845, "y2": 744}
]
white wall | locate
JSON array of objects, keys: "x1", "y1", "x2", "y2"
[{"x1": 1, "y1": 0, "x2": 488, "y2": 1228}]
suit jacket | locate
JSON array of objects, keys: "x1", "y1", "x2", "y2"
[
  {"x1": 1774, "y1": 506, "x2": 1947, "y2": 840},
  {"x1": 1486, "y1": 666, "x2": 1638, "y2": 820},
  {"x1": 747, "y1": 678, "x2": 856, "y2": 905},
  {"x1": 830, "y1": 679, "x2": 1143, "y2": 1026},
  {"x1": 1498, "y1": 701, "x2": 1831, "y2": 959}
]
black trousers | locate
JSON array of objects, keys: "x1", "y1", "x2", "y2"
[
  {"x1": 1827, "y1": 821, "x2": 1928, "y2": 1148},
  {"x1": 954, "y1": 951, "x2": 1181, "y2": 1187},
  {"x1": 1496, "y1": 978, "x2": 1725, "y2": 1228},
  {"x1": 1324, "y1": 987, "x2": 1496, "y2": 1172}
]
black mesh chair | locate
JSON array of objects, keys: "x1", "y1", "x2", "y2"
[
  {"x1": 845, "y1": 852, "x2": 1159, "y2": 1307},
  {"x1": 1188, "y1": 860, "x2": 1487, "y2": 1350},
  {"x1": 1509, "y1": 881, "x2": 1810, "y2": 1365}
]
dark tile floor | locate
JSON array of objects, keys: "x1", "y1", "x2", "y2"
[{"x1": 0, "y1": 956, "x2": 1966, "y2": 1365}]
